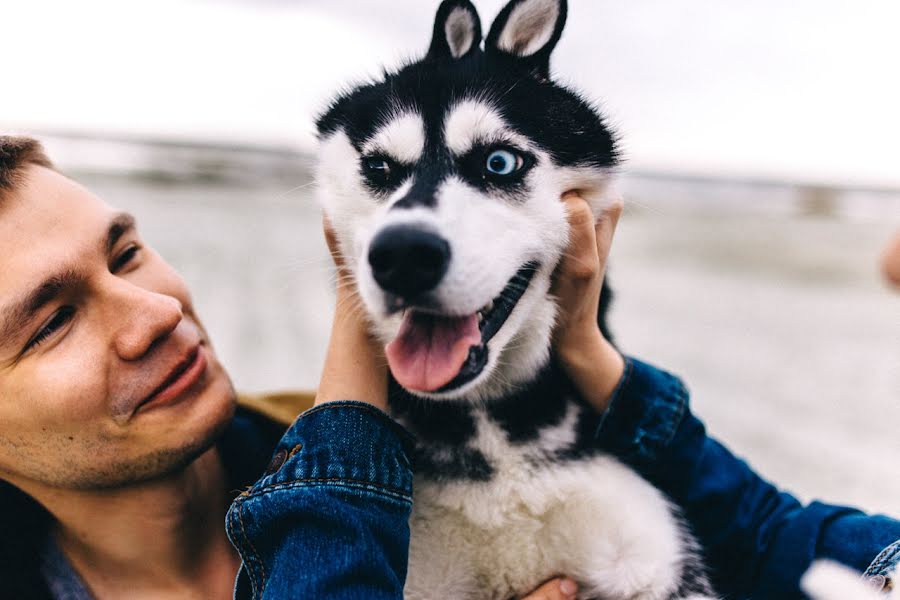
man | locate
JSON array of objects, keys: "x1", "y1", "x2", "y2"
[
  {"x1": 0, "y1": 137, "x2": 578, "y2": 599},
  {"x1": 0, "y1": 137, "x2": 244, "y2": 598}
]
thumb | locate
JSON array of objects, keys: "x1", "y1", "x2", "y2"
[{"x1": 520, "y1": 577, "x2": 578, "y2": 600}]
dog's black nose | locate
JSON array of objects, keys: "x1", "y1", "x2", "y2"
[{"x1": 368, "y1": 226, "x2": 450, "y2": 299}]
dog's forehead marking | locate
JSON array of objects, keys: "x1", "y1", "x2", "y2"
[
  {"x1": 444, "y1": 100, "x2": 509, "y2": 156},
  {"x1": 362, "y1": 111, "x2": 425, "y2": 163}
]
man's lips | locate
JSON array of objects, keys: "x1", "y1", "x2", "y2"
[{"x1": 136, "y1": 345, "x2": 207, "y2": 413}]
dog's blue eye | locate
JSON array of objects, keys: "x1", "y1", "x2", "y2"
[{"x1": 485, "y1": 149, "x2": 520, "y2": 176}]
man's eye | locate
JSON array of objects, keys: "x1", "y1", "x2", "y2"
[
  {"x1": 25, "y1": 307, "x2": 75, "y2": 351},
  {"x1": 111, "y1": 245, "x2": 141, "y2": 272}
]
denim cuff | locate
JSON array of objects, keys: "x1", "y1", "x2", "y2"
[
  {"x1": 594, "y1": 357, "x2": 689, "y2": 463},
  {"x1": 863, "y1": 540, "x2": 899, "y2": 592},
  {"x1": 245, "y1": 400, "x2": 415, "y2": 500}
]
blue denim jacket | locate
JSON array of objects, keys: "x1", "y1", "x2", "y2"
[
  {"x1": 225, "y1": 358, "x2": 899, "y2": 599},
  {"x1": 227, "y1": 402, "x2": 415, "y2": 599}
]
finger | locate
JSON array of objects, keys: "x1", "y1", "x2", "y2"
[
  {"x1": 322, "y1": 214, "x2": 346, "y2": 269},
  {"x1": 520, "y1": 577, "x2": 578, "y2": 600},
  {"x1": 594, "y1": 194, "x2": 624, "y2": 269},
  {"x1": 559, "y1": 193, "x2": 599, "y2": 281}
]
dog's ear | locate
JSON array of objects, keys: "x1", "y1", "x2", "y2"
[
  {"x1": 485, "y1": 0, "x2": 567, "y2": 79},
  {"x1": 426, "y1": 0, "x2": 482, "y2": 61}
]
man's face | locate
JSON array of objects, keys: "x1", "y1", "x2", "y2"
[{"x1": 0, "y1": 166, "x2": 235, "y2": 491}]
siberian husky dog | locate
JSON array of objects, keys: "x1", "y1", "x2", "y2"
[{"x1": 315, "y1": 0, "x2": 717, "y2": 598}]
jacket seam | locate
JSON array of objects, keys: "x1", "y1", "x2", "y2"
[
  {"x1": 296, "y1": 401, "x2": 416, "y2": 444},
  {"x1": 593, "y1": 358, "x2": 633, "y2": 439},
  {"x1": 656, "y1": 380, "x2": 688, "y2": 447},
  {"x1": 240, "y1": 477, "x2": 413, "y2": 504},
  {"x1": 234, "y1": 501, "x2": 266, "y2": 599},
  {"x1": 864, "y1": 540, "x2": 900, "y2": 578}
]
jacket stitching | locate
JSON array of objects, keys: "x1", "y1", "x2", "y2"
[
  {"x1": 593, "y1": 358, "x2": 633, "y2": 440},
  {"x1": 225, "y1": 511, "x2": 256, "y2": 599},
  {"x1": 242, "y1": 477, "x2": 413, "y2": 504},
  {"x1": 295, "y1": 401, "x2": 416, "y2": 444},
  {"x1": 864, "y1": 540, "x2": 900, "y2": 578},
  {"x1": 656, "y1": 381, "x2": 688, "y2": 447},
  {"x1": 237, "y1": 501, "x2": 267, "y2": 598},
  {"x1": 229, "y1": 503, "x2": 259, "y2": 599}
]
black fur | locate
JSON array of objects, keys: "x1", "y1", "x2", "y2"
[{"x1": 389, "y1": 361, "x2": 608, "y2": 482}]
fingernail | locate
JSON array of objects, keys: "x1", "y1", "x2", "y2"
[{"x1": 559, "y1": 578, "x2": 578, "y2": 595}]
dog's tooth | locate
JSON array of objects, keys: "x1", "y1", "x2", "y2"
[
  {"x1": 477, "y1": 312, "x2": 484, "y2": 322},
  {"x1": 484, "y1": 300, "x2": 494, "y2": 313}
]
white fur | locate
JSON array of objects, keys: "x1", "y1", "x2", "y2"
[
  {"x1": 402, "y1": 403, "x2": 699, "y2": 600},
  {"x1": 362, "y1": 111, "x2": 426, "y2": 164},
  {"x1": 497, "y1": 0, "x2": 560, "y2": 57},
  {"x1": 444, "y1": 99, "x2": 510, "y2": 156},
  {"x1": 445, "y1": 6, "x2": 477, "y2": 58},
  {"x1": 802, "y1": 560, "x2": 897, "y2": 600}
]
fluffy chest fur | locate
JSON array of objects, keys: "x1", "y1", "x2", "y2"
[{"x1": 392, "y1": 371, "x2": 700, "y2": 600}]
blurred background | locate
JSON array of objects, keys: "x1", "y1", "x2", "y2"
[{"x1": 3, "y1": 0, "x2": 898, "y2": 515}]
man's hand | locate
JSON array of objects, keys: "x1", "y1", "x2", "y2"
[
  {"x1": 551, "y1": 192, "x2": 625, "y2": 414},
  {"x1": 521, "y1": 577, "x2": 579, "y2": 600},
  {"x1": 881, "y1": 229, "x2": 900, "y2": 288},
  {"x1": 315, "y1": 217, "x2": 388, "y2": 410}
]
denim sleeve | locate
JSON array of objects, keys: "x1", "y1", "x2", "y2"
[
  {"x1": 596, "y1": 357, "x2": 900, "y2": 599},
  {"x1": 226, "y1": 401, "x2": 414, "y2": 600}
]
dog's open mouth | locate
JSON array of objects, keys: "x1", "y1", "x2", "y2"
[{"x1": 384, "y1": 262, "x2": 538, "y2": 393}]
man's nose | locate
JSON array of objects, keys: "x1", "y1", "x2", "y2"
[
  {"x1": 106, "y1": 279, "x2": 184, "y2": 361},
  {"x1": 368, "y1": 225, "x2": 451, "y2": 299}
]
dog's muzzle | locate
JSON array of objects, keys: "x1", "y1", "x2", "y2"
[{"x1": 368, "y1": 221, "x2": 538, "y2": 394}]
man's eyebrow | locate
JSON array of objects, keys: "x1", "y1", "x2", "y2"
[
  {"x1": 0, "y1": 213, "x2": 137, "y2": 351},
  {"x1": 106, "y1": 212, "x2": 136, "y2": 255},
  {"x1": 0, "y1": 269, "x2": 82, "y2": 351}
]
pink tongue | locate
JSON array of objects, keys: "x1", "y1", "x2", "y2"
[{"x1": 385, "y1": 312, "x2": 482, "y2": 392}]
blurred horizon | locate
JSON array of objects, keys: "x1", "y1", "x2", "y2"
[{"x1": 17, "y1": 130, "x2": 900, "y2": 224}]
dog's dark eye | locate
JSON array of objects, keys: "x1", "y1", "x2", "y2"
[
  {"x1": 365, "y1": 157, "x2": 392, "y2": 176},
  {"x1": 361, "y1": 155, "x2": 401, "y2": 189},
  {"x1": 485, "y1": 149, "x2": 523, "y2": 176}
]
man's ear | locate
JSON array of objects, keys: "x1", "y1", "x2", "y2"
[
  {"x1": 485, "y1": 0, "x2": 567, "y2": 78},
  {"x1": 426, "y1": 0, "x2": 483, "y2": 61}
]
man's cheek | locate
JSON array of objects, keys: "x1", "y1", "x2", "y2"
[{"x1": 26, "y1": 348, "x2": 110, "y2": 424}]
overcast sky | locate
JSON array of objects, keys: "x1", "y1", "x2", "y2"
[{"x1": 3, "y1": 0, "x2": 899, "y2": 187}]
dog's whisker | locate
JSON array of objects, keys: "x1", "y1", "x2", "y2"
[
  {"x1": 622, "y1": 197, "x2": 665, "y2": 216},
  {"x1": 274, "y1": 179, "x2": 318, "y2": 200}
]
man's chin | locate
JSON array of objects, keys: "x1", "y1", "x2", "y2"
[
  {"x1": 84, "y1": 377, "x2": 237, "y2": 491},
  {"x1": 78, "y1": 404, "x2": 235, "y2": 491}
]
